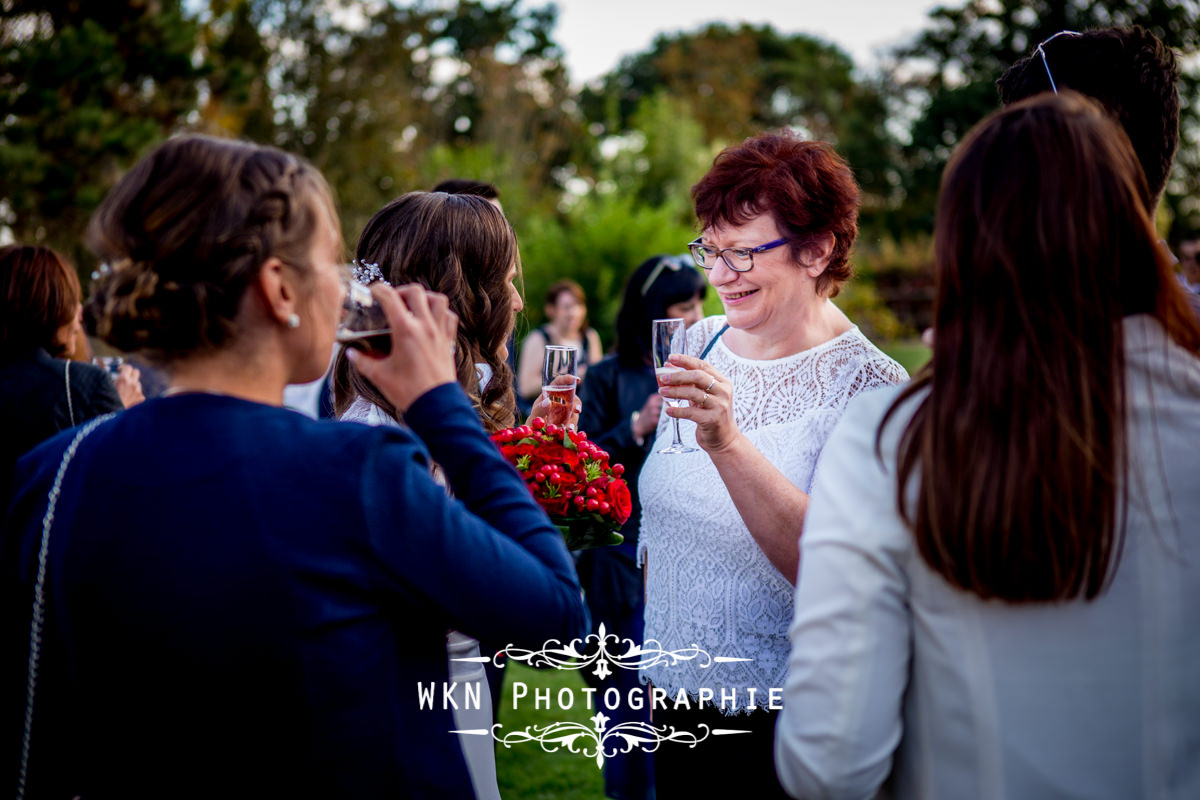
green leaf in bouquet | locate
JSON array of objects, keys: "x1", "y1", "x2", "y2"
[{"x1": 556, "y1": 519, "x2": 624, "y2": 551}]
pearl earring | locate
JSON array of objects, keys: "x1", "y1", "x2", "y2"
[{"x1": 287, "y1": 313, "x2": 301, "y2": 329}]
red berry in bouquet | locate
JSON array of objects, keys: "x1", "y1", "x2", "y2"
[{"x1": 490, "y1": 418, "x2": 629, "y2": 549}]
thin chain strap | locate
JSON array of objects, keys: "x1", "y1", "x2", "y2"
[
  {"x1": 17, "y1": 413, "x2": 112, "y2": 800},
  {"x1": 63, "y1": 361, "x2": 75, "y2": 427}
]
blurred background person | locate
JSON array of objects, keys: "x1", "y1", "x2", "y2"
[
  {"x1": 2, "y1": 135, "x2": 585, "y2": 798},
  {"x1": 777, "y1": 93, "x2": 1200, "y2": 800},
  {"x1": 517, "y1": 278, "x2": 603, "y2": 407},
  {"x1": 639, "y1": 131, "x2": 907, "y2": 798},
  {"x1": 576, "y1": 252, "x2": 706, "y2": 800},
  {"x1": 0, "y1": 244, "x2": 138, "y2": 508}
]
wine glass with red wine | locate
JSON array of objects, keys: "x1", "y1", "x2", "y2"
[{"x1": 337, "y1": 281, "x2": 392, "y2": 356}]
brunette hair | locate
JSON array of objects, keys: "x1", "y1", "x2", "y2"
[
  {"x1": 997, "y1": 26, "x2": 1179, "y2": 205},
  {"x1": 332, "y1": 192, "x2": 519, "y2": 430},
  {"x1": 691, "y1": 130, "x2": 860, "y2": 297},
  {"x1": 0, "y1": 244, "x2": 82, "y2": 358},
  {"x1": 85, "y1": 135, "x2": 338, "y2": 366},
  {"x1": 881, "y1": 92, "x2": 1200, "y2": 603},
  {"x1": 615, "y1": 255, "x2": 707, "y2": 368}
]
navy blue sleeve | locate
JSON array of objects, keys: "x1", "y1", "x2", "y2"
[{"x1": 364, "y1": 383, "x2": 585, "y2": 650}]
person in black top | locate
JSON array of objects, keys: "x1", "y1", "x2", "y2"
[
  {"x1": 0, "y1": 245, "x2": 124, "y2": 510},
  {"x1": 575, "y1": 253, "x2": 706, "y2": 800}
]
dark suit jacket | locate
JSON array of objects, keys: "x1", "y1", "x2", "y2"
[
  {"x1": 577, "y1": 354, "x2": 657, "y2": 550},
  {"x1": 2, "y1": 384, "x2": 585, "y2": 798}
]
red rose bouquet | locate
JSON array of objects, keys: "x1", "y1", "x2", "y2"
[{"x1": 491, "y1": 418, "x2": 631, "y2": 550}]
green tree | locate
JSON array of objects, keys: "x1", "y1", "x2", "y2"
[
  {"x1": 0, "y1": 0, "x2": 203, "y2": 265},
  {"x1": 579, "y1": 22, "x2": 899, "y2": 232},
  {"x1": 516, "y1": 188, "x2": 698, "y2": 348},
  {"x1": 254, "y1": 0, "x2": 583, "y2": 238}
]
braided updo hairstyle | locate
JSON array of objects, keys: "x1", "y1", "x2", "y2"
[
  {"x1": 86, "y1": 135, "x2": 338, "y2": 366},
  {"x1": 332, "y1": 191, "x2": 520, "y2": 431}
]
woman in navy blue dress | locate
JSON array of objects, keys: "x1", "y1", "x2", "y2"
[{"x1": 1, "y1": 135, "x2": 585, "y2": 799}]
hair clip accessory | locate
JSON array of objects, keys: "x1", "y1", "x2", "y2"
[{"x1": 352, "y1": 260, "x2": 389, "y2": 285}]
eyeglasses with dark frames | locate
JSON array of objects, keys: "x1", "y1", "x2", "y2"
[
  {"x1": 687, "y1": 237, "x2": 790, "y2": 273},
  {"x1": 1035, "y1": 30, "x2": 1082, "y2": 95}
]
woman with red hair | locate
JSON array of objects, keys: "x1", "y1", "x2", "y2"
[{"x1": 638, "y1": 131, "x2": 907, "y2": 797}]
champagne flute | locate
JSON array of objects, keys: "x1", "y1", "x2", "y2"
[
  {"x1": 652, "y1": 318, "x2": 698, "y2": 454},
  {"x1": 336, "y1": 280, "x2": 392, "y2": 356},
  {"x1": 541, "y1": 345, "x2": 578, "y2": 427}
]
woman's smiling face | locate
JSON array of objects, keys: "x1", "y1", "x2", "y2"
[{"x1": 701, "y1": 214, "x2": 821, "y2": 342}]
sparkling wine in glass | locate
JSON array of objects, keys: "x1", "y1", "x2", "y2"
[
  {"x1": 652, "y1": 318, "x2": 698, "y2": 454},
  {"x1": 337, "y1": 281, "x2": 392, "y2": 357},
  {"x1": 541, "y1": 345, "x2": 578, "y2": 427}
]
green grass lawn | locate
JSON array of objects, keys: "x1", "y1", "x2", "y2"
[
  {"x1": 882, "y1": 338, "x2": 930, "y2": 375},
  {"x1": 495, "y1": 663, "x2": 607, "y2": 799}
]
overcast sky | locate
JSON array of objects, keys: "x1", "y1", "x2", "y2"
[{"x1": 551, "y1": 0, "x2": 943, "y2": 86}]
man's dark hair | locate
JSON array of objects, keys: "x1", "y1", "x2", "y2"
[
  {"x1": 430, "y1": 178, "x2": 500, "y2": 200},
  {"x1": 997, "y1": 26, "x2": 1179, "y2": 205}
]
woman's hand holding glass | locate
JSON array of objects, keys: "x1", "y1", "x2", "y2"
[
  {"x1": 656, "y1": 353, "x2": 734, "y2": 454},
  {"x1": 113, "y1": 363, "x2": 145, "y2": 408},
  {"x1": 344, "y1": 283, "x2": 459, "y2": 413},
  {"x1": 536, "y1": 345, "x2": 580, "y2": 428},
  {"x1": 93, "y1": 356, "x2": 144, "y2": 408},
  {"x1": 337, "y1": 280, "x2": 392, "y2": 356},
  {"x1": 528, "y1": 386, "x2": 581, "y2": 429}
]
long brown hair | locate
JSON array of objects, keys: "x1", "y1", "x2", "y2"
[
  {"x1": 333, "y1": 192, "x2": 519, "y2": 431},
  {"x1": 881, "y1": 92, "x2": 1200, "y2": 603}
]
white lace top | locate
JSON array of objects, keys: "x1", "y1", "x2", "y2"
[{"x1": 637, "y1": 314, "x2": 908, "y2": 710}]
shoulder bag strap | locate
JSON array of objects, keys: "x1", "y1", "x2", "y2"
[
  {"x1": 63, "y1": 360, "x2": 75, "y2": 427},
  {"x1": 698, "y1": 323, "x2": 730, "y2": 360},
  {"x1": 17, "y1": 413, "x2": 113, "y2": 800}
]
